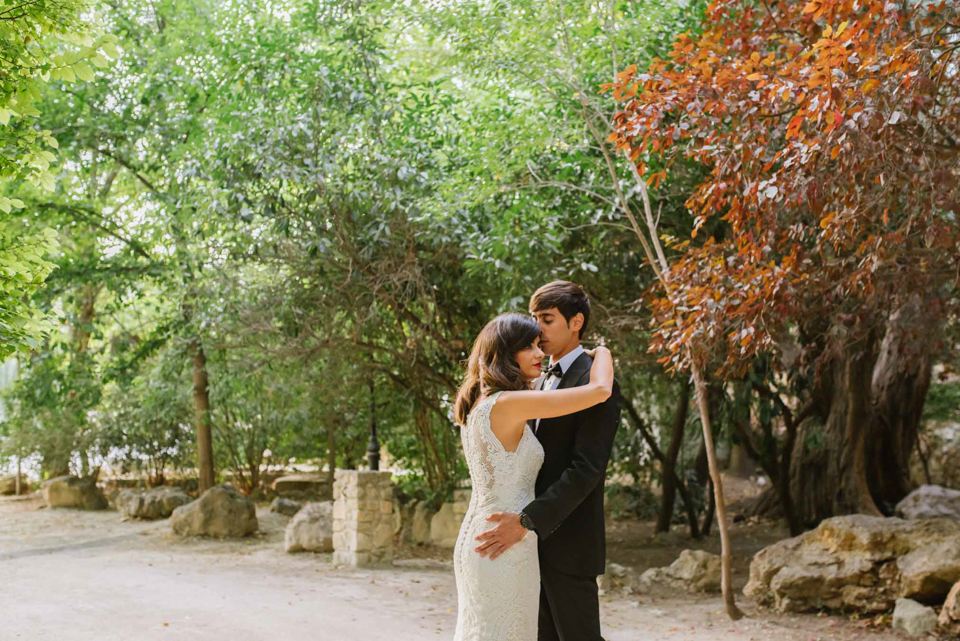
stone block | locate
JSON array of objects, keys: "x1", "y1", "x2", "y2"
[
  {"x1": 893, "y1": 598, "x2": 937, "y2": 636},
  {"x1": 42, "y1": 476, "x2": 108, "y2": 510},
  {"x1": 430, "y1": 502, "x2": 463, "y2": 548},
  {"x1": 170, "y1": 484, "x2": 257, "y2": 538},
  {"x1": 284, "y1": 501, "x2": 333, "y2": 553},
  {"x1": 412, "y1": 501, "x2": 436, "y2": 544}
]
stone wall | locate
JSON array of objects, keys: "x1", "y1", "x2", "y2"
[{"x1": 331, "y1": 470, "x2": 395, "y2": 567}]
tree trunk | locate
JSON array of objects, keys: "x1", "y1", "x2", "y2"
[
  {"x1": 789, "y1": 308, "x2": 933, "y2": 526},
  {"x1": 729, "y1": 379, "x2": 804, "y2": 535},
  {"x1": 693, "y1": 437, "x2": 709, "y2": 487},
  {"x1": 657, "y1": 378, "x2": 692, "y2": 533},
  {"x1": 192, "y1": 340, "x2": 215, "y2": 493},
  {"x1": 701, "y1": 476, "x2": 716, "y2": 537},
  {"x1": 248, "y1": 456, "x2": 261, "y2": 493},
  {"x1": 691, "y1": 364, "x2": 743, "y2": 620},
  {"x1": 74, "y1": 282, "x2": 99, "y2": 354},
  {"x1": 414, "y1": 405, "x2": 449, "y2": 493},
  {"x1": 865, "y1": 303, "x2": 932, "y2": 513},
  {"x1": 326, "y1": 415, "x2": 337, "y2": 486},
  {"x1": 790, "y1": 341, "x2": 882, "y2": 525},
  {"x1": 623, "y1": 396, "x2": 701, "y2": 538}
]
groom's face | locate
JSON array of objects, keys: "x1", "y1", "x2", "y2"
[{"x1": 531, "y1": 307, "x2": 582, "y2": 357}]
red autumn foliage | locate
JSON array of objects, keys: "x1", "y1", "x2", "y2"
[{"x1": 605, "y1": 0, "x2": 959, "y2": 378}]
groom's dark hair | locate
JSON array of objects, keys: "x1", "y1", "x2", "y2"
[{"x1": 530, "y1": 280, "x2": 590, "y2": 339}]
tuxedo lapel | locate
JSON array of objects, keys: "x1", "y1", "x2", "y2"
[{"x1": 555, "y1": 352, "x2": 591, "y2": 390}]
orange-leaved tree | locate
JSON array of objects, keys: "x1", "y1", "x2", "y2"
[{"x1": 604, "y1": 0, "x2": 959, "y2": 567}]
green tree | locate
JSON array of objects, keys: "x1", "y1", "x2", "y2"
[{"x1": 0, "y1": 0, "x2": 117, "y2": 357}]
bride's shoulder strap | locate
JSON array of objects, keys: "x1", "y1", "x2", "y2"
[{"x1": 474, "y1": 390, "x2": 505, "y2": 420}]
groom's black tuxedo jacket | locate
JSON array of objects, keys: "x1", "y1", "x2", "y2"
[{"x1": 522, "y1": 351, "x2": 621, "y2": 578}]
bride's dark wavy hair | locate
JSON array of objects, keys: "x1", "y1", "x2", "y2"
[{"x1": 454, "y1": 313, "x2": 542, "y2": 427}]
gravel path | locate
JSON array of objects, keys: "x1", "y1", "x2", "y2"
[{"x1": 0, "y1": 494, "x2": 906, "y2": 641}]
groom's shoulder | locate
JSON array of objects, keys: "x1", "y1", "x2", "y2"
[{"x1": 569, "y1": 351, "x2": 593, "y2": 382}]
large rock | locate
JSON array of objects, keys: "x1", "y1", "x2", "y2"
[
  {"x1": 284, "y1": 501, "x2": 333, "y2": 553},
  {"x1": 170, "y1": 484, "x2": 258, "y2": 538},
  {"x1": 452, "y1": 489, "x2": 471, "y2": 520},
  {"x1": 939, "y1": 582, "x2": 960, "y2": 634},
  {"x1": 116, "y1": 487, "x2": 192, "y2": 520},
  {"x1": 598, "y1": 562, "x2": 641, "y2": 595},
  {"x1": 744, "y1": 515, "x2": 960, "y2": 613},
  {"x1": 665, "y1": 549, "x2": 722, "y2": 592},
  {"x1": 892, "y1": 598, "x2": 938, "y2": 636},
  {"x1": 638, "y1": 550, "x2": 721, "y2": 593},
  {"x1": 271, "y1": 474, "x2": 331, "y2": 500},
  {"x1": 270, "y1": 497, "x2": 302, "y2": 517},
  {"x1": 896, "y1": 485, "x2": 960, "y2": 520},
  {"x1": 41, "y1": 475, "x2": 108, "y2": 510},
  {"x1": 429, "y1": 490, "x2": 472, "y2": 548},
  {"x1": 0, "y1": 475, "x2": 28, "y2": 495},
  {"x1": 430, "y1": 503, "x2": 463, "y2": 548},
  {"x1": 411, "y1": 501, "x2": 436, "y2": 544}
]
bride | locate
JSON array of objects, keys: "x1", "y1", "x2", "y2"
[{"x1": 451, "y1": 312, "x2": 614, "y2": 640}]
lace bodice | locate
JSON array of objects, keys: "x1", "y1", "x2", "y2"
[
  {"x1": 453, "y1": 390, "x2": 545, "y2": 641},
  {"x1": 460, "y1": 391, "x2": 545, "y2": 515}
]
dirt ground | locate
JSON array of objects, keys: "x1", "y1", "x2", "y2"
[{"x1": 1, "y1": 492, "x2": 909, "y2": 641}]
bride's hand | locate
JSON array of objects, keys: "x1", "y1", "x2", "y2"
[
  {"x1": 586, "y1": 345, "x2": 614, "y2": 395},
  {"x1": 583, "y1": 343, "x2": 609, "y2": 359}
]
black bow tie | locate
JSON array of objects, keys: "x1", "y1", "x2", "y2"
[{"x1": 543, "y1": 362, "x2": 563, "y2": 379}]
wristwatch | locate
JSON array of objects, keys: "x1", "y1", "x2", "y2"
[{"x1": 518, "y1": 511, "x2": 537, "y2": 533}]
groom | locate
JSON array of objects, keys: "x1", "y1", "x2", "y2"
[{"x1": 475, "y1": 280, "x2": 622, "y2": 641}]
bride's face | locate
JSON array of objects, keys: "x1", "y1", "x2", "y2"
[{"x1": 513, "y1": 337, "x2": 545, "y2": 382}]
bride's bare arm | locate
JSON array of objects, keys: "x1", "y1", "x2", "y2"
[{"x1": 492, "y1": 347, "x2": 614, "y2": 424}]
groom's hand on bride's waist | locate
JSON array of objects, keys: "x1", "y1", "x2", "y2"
[{"x1": 474, "y1": 512, "x2": 530, "y2": 560}]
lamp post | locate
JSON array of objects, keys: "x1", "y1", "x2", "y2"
[{"x1": 366, "y1": 381, "x2": 380, "y2": 471}]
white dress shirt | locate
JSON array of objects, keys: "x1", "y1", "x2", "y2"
[{"x1": 535, "y1": 344, "x2": 585, "y2": 431}]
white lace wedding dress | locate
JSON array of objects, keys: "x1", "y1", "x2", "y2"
[{"x1": 453, "y1": 391, "x2": 546, "y2": 641}]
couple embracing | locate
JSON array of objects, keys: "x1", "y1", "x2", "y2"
[{"x1": 452, "y1": 280, "x2": 622, "y2": 641}]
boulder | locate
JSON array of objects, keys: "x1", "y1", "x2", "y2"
[
  {"x1": 0, "y1": 475, "x2": 28, "y2": 495},
  {"x1": 744, "y1": 515, "x2": 960, "y2": 613},
  {"x1": 892, "y1": 598, "x2": 938, "y2": 636},
  {"x1": 116, "y1": 487, "x2": 192, "y2": 520},
  {"x1": 597, "y1": 572, "x2": 613, "y2": 593},
  {"x1": 430, "y1": 502, "x2": 464, "y2": 548},
  {"x1": 637, "y1": 550, "x2": 721, "y2": 593},
  {"x1": 170, "y1": 484, "x2": 258, "y2": 538},
  {"x1": 41, "y1": 475, "x2": 108, "y2": 510},
  {"x1": 666, "y1": 550, "x2": 722, "y2": 592},
  {"x1": 939, "y1": 582, "x2": 960, "y2": 634},
  {"x1": 598, "y1": 562, "x2": 641, "y2": 595},
  {"x1": 426, "y1": 491, "x2": 472, "y2": 548},
  {"x1": 270, "y1": 497, "x2": 302, "y2": 517},
  {"x1": 271, "y1": 474, "x2": 331, "y2": 500},
  {"x1": 896, "y1": 485, "x2": 960, "y2": 521},
  {"x1": 411, "y1": 501, "x2": 437, "y2": 544},
  {"x1": 898, "y1": 539, "x2": 960, "y2": 601},
  {"x1": 284, "y1": 501, "x2": 333, "y2": 553},
  {"x1": 452, "y1": 489, "x2": 471, "y2": 520}
]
